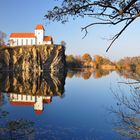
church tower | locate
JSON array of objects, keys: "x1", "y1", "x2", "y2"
[{"x1": 35, "y1": 24, "x2": 45, "y2": 45}]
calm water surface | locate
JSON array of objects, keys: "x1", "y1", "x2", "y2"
[{"x1": 0, "y1": 70, "x2": 139, "y2": 140}]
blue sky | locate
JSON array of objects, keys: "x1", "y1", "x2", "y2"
[{"x1": 0, "y1": 0, "x2": 140, "y2": 61}]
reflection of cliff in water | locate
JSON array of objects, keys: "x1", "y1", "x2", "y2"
[{"x1": 0, "y1": 71, "x2": 65, "y2": 114}]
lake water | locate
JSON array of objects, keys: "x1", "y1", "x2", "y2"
[{"x1": 0, "y1": 70, "x2": 139, "y2": 140}]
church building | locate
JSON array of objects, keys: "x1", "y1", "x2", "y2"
[{"x1": 9, "y1": 24, "x2": 53, "y2": 46}]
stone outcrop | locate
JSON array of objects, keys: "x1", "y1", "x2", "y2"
[{"x1": 0, "y1": 45, "x2": 66, "y2": 73}]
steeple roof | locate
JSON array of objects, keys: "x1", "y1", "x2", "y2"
[{"x1": 35, "y1": 24, "x2": 45, "y2": 30}]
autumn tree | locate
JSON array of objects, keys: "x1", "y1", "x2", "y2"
[
  {"x1": 66, "y1": 55, "x2": 75, "y2": 63},
  {"x1": 94, "y1": 55, "x2": 103, "y2": 64},
  {"x1": 45, "y1": 0, "x2": 140, "y2": 51},
  {"x1": 66, "y1": 55, "x2": 83, "y2": 68},
  {"x1": 82, "y1": 53, "x2": 92, "y2": 62}
]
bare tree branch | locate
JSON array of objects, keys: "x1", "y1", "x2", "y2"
[
  {"x1": 45, "y1": 0, "x2": 140, "y2": 51},
  {"x1": 119, "y1": 0, "x2": 138, "y2": 15},
  {"x1": 106, "y1": 18, "x2": 135, "y2": 52}
]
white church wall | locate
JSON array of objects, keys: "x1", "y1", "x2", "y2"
[
  {"x1": 43, "y1": 41, "x2": 52, "y2": 45},
  {"x1": 10, "y1": 93, "x2": 36, "y2": 102},
  {"x1": 10, "y1": 38, "x2": 36, "y2": 46}
]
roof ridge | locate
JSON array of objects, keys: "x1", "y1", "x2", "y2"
[
  {"x1": 11, "y1": 32, "x2": 34, "y2": 34},
  {"x1": 10, "y1": 32, "x2": 35, "y2": 38}
]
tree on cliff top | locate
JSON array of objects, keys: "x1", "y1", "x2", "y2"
[
  {"x1": 45, "y1": 0, "x2": 140, "y2": 52},
  {"x1": 0, "y1": 31, "x2": 6, "y2": 47}
]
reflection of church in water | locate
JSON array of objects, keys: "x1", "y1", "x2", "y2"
[
  {"x1": 0, "y1": 72, "x2": 65, "y2": 115},
  {"x1": 10, "y1": 94, "x2": 52, "y2": 115}
]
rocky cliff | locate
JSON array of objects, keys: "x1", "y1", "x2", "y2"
[{"x1": 0, "y1": 45, "x2": 66, "y2": 73}]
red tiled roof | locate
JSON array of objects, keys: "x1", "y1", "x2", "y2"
[
  {"x1": 44, "y1": 36, "x2": 52, "y2": 41},
  {"x1": 35, "y1": 24, "x2": 45, "y2": 30},
  {"x1": 10, "y1": 101, "x2": 35, "y2": 106},
  {"x1": 35, "y1": 110, "x2": 43, "y2": 115},
  {"x1": 10, "y1": 33, "x2": 35, "y2": 38}
]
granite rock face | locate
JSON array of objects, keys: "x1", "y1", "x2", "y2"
[{"x1": 0, "y1": 45, "x2": 66, "y2": 73}]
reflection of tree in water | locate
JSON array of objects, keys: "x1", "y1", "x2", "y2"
[
  {"x1": 82, "y1": 72, "x2": 92, "y2": 80},
  {"x1": 93, "y1": 69, "x2": 110, "y2": 79},
  {"x1": 31, "y1": 123, "x2": 105, "y2": 140},
  {"x1": 0, "y1": 93, "x2": 35, "y2": 140},
  {"x1": 116, "y1": 64, "x2": 140, "y2": 88},
  {"x1": 67, "y1": 68, "x2": 112, "y2": 80},
  {"x1": 0, "y1": 119, "x2": 34, "y2": 140},
  {"x1": 111, "y1": 82, "x2": 140, "y2": 139}
]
